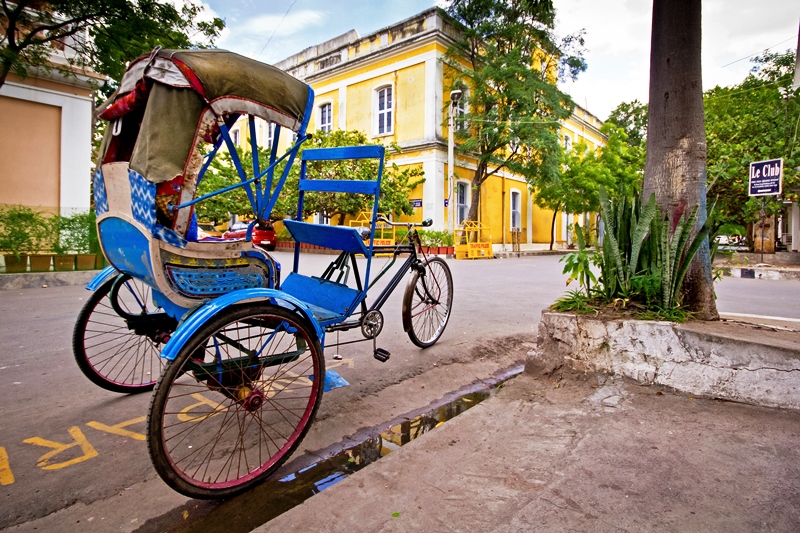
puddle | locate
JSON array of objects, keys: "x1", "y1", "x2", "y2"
[{"x1": 160, "y1": 389, "x2": 498, "y2": 533}]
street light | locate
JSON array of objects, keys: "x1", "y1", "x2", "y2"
[{"x1": 448, "y1": 90, "x2": 462, "y2": 235}]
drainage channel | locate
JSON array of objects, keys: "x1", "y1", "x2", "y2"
[{"x1": 143, "y1": 365, "x2": 523, "y2": 533}]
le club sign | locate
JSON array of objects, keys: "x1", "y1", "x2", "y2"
[{"x1": 748, "y1": 158, "x2": 783, "y2": 196}]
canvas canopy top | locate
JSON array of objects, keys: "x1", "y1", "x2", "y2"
[{"x1": 97, "y1": 48, "x2": 313, "y2": 184}]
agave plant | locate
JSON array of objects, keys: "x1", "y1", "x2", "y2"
[
  {"x1": 648, "y1": 200, "x2": 715, "y2": 310},
  {"x1": 588, "y1": 186, "x2": 715, "y2": 317},
  {"x1": 597, "y1": 186, "x2": 657, "y2": 299}
]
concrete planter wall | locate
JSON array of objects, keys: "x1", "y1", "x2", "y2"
[{"x1": 531, "y1": 311, "x2": 800, "y2": 410}]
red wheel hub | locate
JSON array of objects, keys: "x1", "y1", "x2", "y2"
[{"x1": 241, "y1": 388, "x2": 265, "y2": 412}]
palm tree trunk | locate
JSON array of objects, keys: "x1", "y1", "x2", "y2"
[{"x1": 644, "y1": 0, "x2": 718, "y2": 320}]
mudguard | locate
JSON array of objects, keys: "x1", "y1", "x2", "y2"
[
  {"x1": 159, "y1": 288, "x2": 325, "y2": 361},
  {"x1": 86, "y1": 266, "x2": 118, "y2": 291}
]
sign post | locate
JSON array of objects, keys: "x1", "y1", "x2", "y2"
[{"x1": 748, "y1": 158, "x2": 783, "y2": 263}]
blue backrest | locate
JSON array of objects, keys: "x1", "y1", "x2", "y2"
[{"x1": 291, "y1": 144, "x2": 386, "y2": 287}]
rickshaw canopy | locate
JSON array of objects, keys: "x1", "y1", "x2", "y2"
[{"x1": 98, "y1": 49, "x2": 312, "y2": 185}]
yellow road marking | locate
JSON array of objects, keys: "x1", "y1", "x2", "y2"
[
  {"x1": 86, "y1": 416, "x2": 146, "y2": 441},
  {"x1": 23, "y1": 427, "x2": 98, "y2": 470},
  {"x1": 178, "y1": 393, "x2": 226, "y2": 422},
  {"x1": 0, "y1": 447, "x2": 14, "y2": 485}
]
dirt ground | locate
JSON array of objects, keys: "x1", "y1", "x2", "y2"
[{"x1": 256, "y1": 368, "x2": 800, "y2": 532}]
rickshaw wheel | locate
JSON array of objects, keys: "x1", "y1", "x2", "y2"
[
  {"x1": 402, "y1": 257, "x2": 454, "y2": 348},
  {"x1": 147, "y1": 303, "x2": 324, "y2": 499},
  {"x1": 72, "y1": 274, "x2": 169, "y2": 393}
]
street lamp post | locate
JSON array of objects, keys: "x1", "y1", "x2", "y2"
[{"x1": 448, "y1": 90, "x2": 462, "y2": 235}]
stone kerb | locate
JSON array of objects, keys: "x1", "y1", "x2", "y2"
[{"x1": 529, "y1": 311, "x2": 800, "y2": 410}]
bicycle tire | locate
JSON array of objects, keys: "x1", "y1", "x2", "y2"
[
  {"x1": 402, "y1": 257, "x2": 453, "y2": 348},
  {"x1": 147, "y1": 303, "x2": 325, "y2": 499},
  {"x1": 72, "y1": 274, "x2": 169, "y2": 393}
]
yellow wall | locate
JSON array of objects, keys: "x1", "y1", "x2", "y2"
[
  {"x1": 309, "y1": 89, "x2": 338, "y2": 132},
  {"x1": 277, "y1": 10, "x2": 607, "y2": 248},
  {"x1": 395, "y1": 63, "x2": 426, "y2": 143}
]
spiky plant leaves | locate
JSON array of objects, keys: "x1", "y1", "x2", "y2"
[{"x1": 627, "y1": 193, "x2": 657, "y2": 282}]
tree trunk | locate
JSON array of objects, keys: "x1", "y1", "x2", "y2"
[
  {"x1": 549, "y1": 208, "x2": 558, "y2": 251},
  {"x1": 644, "y1": 0, "x2": 718, "y2": 320},
  {"x1": 466, "y1": 160, "x2": 487, "y2": 222},
  {"x1": 464, "y1": 161, "x2": 487, "y2": 244}
]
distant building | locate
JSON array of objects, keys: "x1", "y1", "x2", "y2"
[
  {"x1": 269, "y1": 8, "x2": 607, "y2": 249},
  {"x1": 0, "y1": 29, "x2": 103, "y2": 215}
]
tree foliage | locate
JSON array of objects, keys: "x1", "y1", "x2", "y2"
[
  {"x1": 277, "y1": 130, "x2": 426, "y2": 225},
  {"x1": 606, "y1": 99, "x2": 649, "y2": 148},
  {"x1": 0, "y1": 0, "x2": 224, "y2": 93},
  {"x1": 608, "y1": 50, "x2": 800, "y2": 236},
  {"x1": 195, "y1": 146, "x2": 256, "y2": 225},
  {"x1": 705, "y1": 50, "x2": 800, "y2": 231},
  {"x1": 443, "y1": 0, "x2": 586, "y2": 222},
  {"x1": 530, "y1": 125, "x2": 641, "y2": 249}
]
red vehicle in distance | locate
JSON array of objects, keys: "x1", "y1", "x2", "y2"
[{"x1": 222, "y1": 219, "x2": 277, "y2": 251}]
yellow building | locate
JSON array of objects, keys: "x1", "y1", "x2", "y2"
[{"x1": 273, "y1": 8, "x2": 606, "y2": 251}]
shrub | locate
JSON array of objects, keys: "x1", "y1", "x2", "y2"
[
  {"x1": 556, "y1": 187, "x2": 713, "y2": 321},
  {"x1": 50, "y1": 211, "x2": 98, "y2": 254},
  {"x1": 0, "y1": 205, "x2": 50, "y2": 258}
]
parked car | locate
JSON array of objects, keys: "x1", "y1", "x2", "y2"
[
  {"x1": 223, "y1": 220, "x2": 276, "y2": 251},
  {"x1": 714, "y1": 235, "x2": 749, "y2": 252},
  {"x1": 197, "y1": 222, "x2": 223, "y2": 238}
]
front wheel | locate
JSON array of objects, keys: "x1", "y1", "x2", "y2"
[
  {"x1": 147, "y1": 303, "x2": 325, "y2": 499},
  {"x1": 402, "y1": 257, "x2": 453, "y2": 348}
]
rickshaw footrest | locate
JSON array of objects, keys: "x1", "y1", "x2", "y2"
[{"x1": 373, "y1": 348, "x2": 390, "y2": 362}]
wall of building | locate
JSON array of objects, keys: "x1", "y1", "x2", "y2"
[
  {"x1": 274, "y1": 8, "x2": 606, "y2": 249},
  {"x1": 0, "y1": 72, "x2": 96, "y2": 214}
]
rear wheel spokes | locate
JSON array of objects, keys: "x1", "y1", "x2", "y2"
[
  {"x1": 148, "y1": 304, "x2": 324, "y2": 499},
  {"x1": 73, "y1": 275, "x2": 168, "y2": 393}
]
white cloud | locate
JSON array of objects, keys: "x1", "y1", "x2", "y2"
[
  {"x1": 556, "y1": 0, "x2": 800, "y2": 120},
  {"x1": 217, "y1": 9, "x2": 327, "y2": 60}
]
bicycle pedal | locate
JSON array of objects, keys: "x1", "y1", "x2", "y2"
[{"x1": 373, "y1": 348, "x2": 390, "y2": 362}]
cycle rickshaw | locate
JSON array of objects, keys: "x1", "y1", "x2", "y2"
[{"x1": 75, "y1": 48, "x2": 453, "y2": 498}]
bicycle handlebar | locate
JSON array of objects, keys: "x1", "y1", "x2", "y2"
[{"x1": 376, "y1": 216, "x2": 433, "y2": 228}]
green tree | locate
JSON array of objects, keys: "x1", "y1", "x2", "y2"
[
  {"x1": 195, "y1": 146, "x2": 257, "y2": 225},
  {"x1": 0, "y1": 0, "x2": 223, "y2": 92},
  {"x1": 275, "y1": 130, "x2": 425, "y2": 225},
  {"x1": 705, "y1": 50, "x2": 800, "y2": 234},
  {"x1": 529, "y1": 124, "x2": 640, "y2": 250},
  {"x1": 610, "y1": 50, "x2": 800, "y2": 235},
  {"x1": 532, "y1": 141, "x2": 614, "y2": 249},
  {"x1": 198, "y1": 130, "x2": 425, "y2": 226},
  {"x1": 597, "y1": 123, "x2": 644, "y2": 197},
  {"x1": 607, "y1": 99, "x2": 649, "y2": 148},
  {"x1": 444, "y1": 0, "x2": 586, "y2": 223}
]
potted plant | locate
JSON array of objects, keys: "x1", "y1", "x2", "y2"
[
  {"x1": 50, "y1": 211, "x2": 102, "y2": 270},
  {"x1": 0, "y1": 205, "x2": 49, "y2": 273},
  {"x1": 73, "y1": 212, "x2": 100, "y2": 270},
  {"x1": 29, "y1": 213, "x2": 58, "y2": 272},
  {"x1": 442, "y1": 231, "x2": 455, "y2": 255},
  {"x1": 50, "y1": 214, "x2": 76, "y2": 271}
]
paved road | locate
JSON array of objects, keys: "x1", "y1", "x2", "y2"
[
  {"x1": 715, "y1": 274, "x2": 800, "y2": 319},
  {"x1": 0, "y1": 255, "x2": 798, "y2": 530}
]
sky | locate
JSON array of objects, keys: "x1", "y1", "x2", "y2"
[{"x1": 201, "y1": 0, "x2": 800, "y2": 121}]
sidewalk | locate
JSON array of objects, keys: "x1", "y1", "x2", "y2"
[{"x1": 255, "y1": 368, "x2": 800, "y2": 532}]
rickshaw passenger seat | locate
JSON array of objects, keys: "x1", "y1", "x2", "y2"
[{"x1": 94, "y1": 162, "x2": 280, "y2": 309}]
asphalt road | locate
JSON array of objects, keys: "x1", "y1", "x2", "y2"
[{"x1": 0, "y1": 254, "x2": 798, "y2": 531}]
